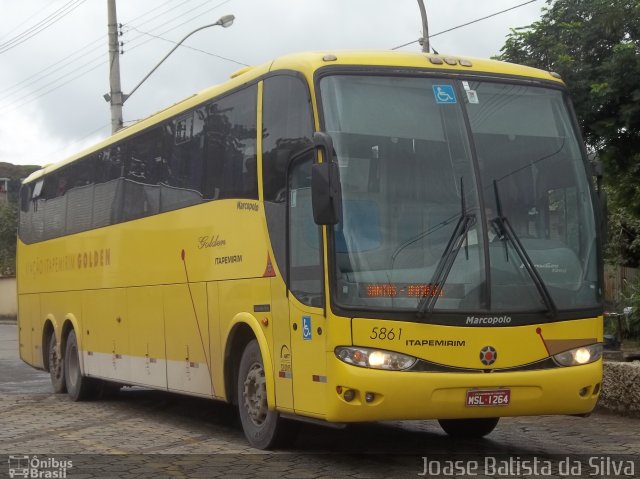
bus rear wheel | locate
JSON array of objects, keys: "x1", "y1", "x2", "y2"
[
  {"x1": 64, "y1": 330, "x2": 95, "y2": 401},
  {"x1": 237, "y1": 339, "x2": 284, "y2": 449},
  {"x1": 438, "y1": 417, "x2": 499, "y2": 438},
  {"x1": 48, "y1": 333, "x2": 66, "y2": 393}
]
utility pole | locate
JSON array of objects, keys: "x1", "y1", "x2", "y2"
[
  {"x1": 107, "y1": 0, "x2": 124, "y2": 133},
  {"x1": 417, "y1": 0, "x2": 430, "y2": 53}
]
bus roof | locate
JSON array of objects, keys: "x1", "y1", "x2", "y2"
[{"x1": 23, "y1": 50, "x2": 562, "y2": 184}]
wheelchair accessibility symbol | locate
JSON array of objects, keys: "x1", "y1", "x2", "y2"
[
  {"x1": 302, "y1": 316, "x2": 312, "y2": 340},
  {"x1": 433, "y1": 85, "x2": 457, "y2": 104}
]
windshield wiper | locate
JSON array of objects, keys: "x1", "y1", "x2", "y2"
[
  {"x1": 390, "y1": 212, "x2": 460, "y2": 268},
  {"x1": 417, "y1": 178, "x2": 475, "y2": 317},
  {"x1": 491, "y1": 180, "x2": 558, "y2": 318}
]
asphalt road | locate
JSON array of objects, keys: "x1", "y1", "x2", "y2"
[{"x1": 0, "y1": 321, "x2": 638, "y2": 478}]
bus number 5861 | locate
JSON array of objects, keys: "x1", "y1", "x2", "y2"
[{"x1": 370, "y1": 327, "x2": 402, "y2": 341}]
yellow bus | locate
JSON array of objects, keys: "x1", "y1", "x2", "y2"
[{"x1": 17, "y1": 51, "x2": 604, "y2": 449}]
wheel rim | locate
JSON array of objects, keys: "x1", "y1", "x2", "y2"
[
  {"x1": 242, "y1": 361, "x2": 268, "y2": 426},
  {"x1": 67, "y1": 340, "x2": 79, "y2": 389}
]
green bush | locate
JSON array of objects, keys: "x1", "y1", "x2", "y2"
[
  {"x1": 0, "y1": 202, "x2": 17, "y2": 276},
  {"x1": 621, "y1": 275, "x2": 640, "y2": 339}
]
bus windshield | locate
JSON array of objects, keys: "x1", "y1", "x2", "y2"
[{"x1": 319, "y1": 74, "x2": 599, "y2": 317}]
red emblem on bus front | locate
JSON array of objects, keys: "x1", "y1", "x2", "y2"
[{"x1": 480, "y1": 346, "x2": 498, "y2": 366}]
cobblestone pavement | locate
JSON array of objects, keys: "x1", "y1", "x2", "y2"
[{"x1": 1, "y1": 322, "x2": 638, "y2": 478}]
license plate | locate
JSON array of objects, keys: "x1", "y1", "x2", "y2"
[{"x1": 466, "y1": 389, "x2": 511, "y2": 407}]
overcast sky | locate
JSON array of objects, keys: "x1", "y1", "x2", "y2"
[{"x1": 0, "y1": 0, "x2": 546, "y2": 166}]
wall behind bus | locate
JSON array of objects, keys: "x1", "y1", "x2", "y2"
[{"x1": 0, "y1": 276, "x2": 17, "y2": 319}]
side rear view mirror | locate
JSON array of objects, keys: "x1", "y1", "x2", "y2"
[{"x1": 311, "y1": 132, "x2": 342, "y2": 225}]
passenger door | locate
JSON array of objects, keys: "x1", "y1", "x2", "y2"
[{"x1": 287, "y1": 153, "x2": 327, "y2": 416}]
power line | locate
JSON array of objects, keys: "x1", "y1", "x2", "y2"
[
  {"x1": 4, "y1": 0, "x2": 236, "y2": 103},
  {"x1": 127, "y1": 26, "x2": 249, "y2": 67},
  {"x1": 0, "y1": 38, "x2": 103, "y2": 103},
  {"x1": 122, "y1": 0, "x2": 236, "y2": 52},
  {"x1": 0, "y1": 0, "x2": 89, "y2": 55},
  {"x1": 129, "y1": 0, "x2": 197, "y2": 31},
  {"x1": 7, "y1": 0, "x2": 208, "y2": 162},
  {"x1": 391, "y1": 0, "x2": 541, "y2": 51},
  {"x1": 124, "y1": 0, "x2": 222, "y2": 47},
  {"x1": 0, "y1": 0, "x2": 243, "y2": 118},
  {"x1": 1, "y1": 0, "x2": 199, "y2": 97},
  {"x1": 0, "y1": 1, "x2": 68, "y2": 43},
  {"x1": 0, "y1": 0, "x2": 205, "y2": 109},
  {"x1": 2, "y1": 0, "x2": 241, "y2": 164},
  {"x1": 0, "y1": 59, "x2": 105, "y2": 115},
  {"x1": 0, "y1": 0, "x2": 79, "y2": 47}
]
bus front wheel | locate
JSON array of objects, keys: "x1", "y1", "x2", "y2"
[
  {"x1": 48, "y1": 333, "x2": 66, "y2": 394},
  {"x1": 438, "y1": 417, "x2": 499, "y2": 438},
  {"x1": 237, "y1": 339, "x2": 283, "y2": 449},
  {"x1": 64, "y1": 330, "x2": 95, "y2": 401}
]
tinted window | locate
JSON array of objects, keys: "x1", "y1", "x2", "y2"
[
  {"x1": 20, "y1": 184, "x2": 31, "y2": 213},
  {"x1": 262, "y1": 75, "x2": 314, "y2": 203},
  {"x1": 93, "y1": 146, "x2": 126, "y2": 228},
  {"x1": 19, "y1": 83, "x2": 259, "y2": 243},
  {"x1": 167, "y1": 111, "x2": 204, "y2": 189},
  {"x1": 288, "y1": 152, "x2": 324, "y2": 307},
  {"x1": 121, "y1": 127, "x2": 165, "y2": 220},
  {"x1": 95, "y1": 147, "x2": 124, "y2": 183},
  {"x1": 203, "y1": 85, "x2": 258, "y2": 200}
]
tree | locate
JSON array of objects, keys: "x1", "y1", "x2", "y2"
[
  {"x1": 499, "y1": 0, "x2": 640, "y2": 266},
  {"x1": 0, "y1": 202, "x2": 17, "y2": 276},
  {"x1": 0, "y1": 163, "x2": 38, "y2": 275}
]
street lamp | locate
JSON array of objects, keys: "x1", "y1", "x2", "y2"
[
  {"x1": 105, "y1": 14, "x2": 235, "y2": 131},
  {"x1": 417, "y1": 0, "x2": 429, "y2": 53},
  {"x1": 124, "y1": 14, "x2": 235, "y2": 103}
]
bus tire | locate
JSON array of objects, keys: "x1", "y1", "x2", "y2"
[
  {"x1": 64, "y1": 330, "x2": 95, "y2": 401},
  {"x1": 237, "y1": 339, "x2": 283, "y2": 449},
  {"x1": 438, "y1": 417, "x2": 499, "y2": 438},
  {"x1": 48, "y1": 333, "x2": 66, "y2": 394}
]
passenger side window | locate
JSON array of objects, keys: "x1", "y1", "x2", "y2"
[
  {"x1": 157, "y1": 111, "x2": 205, "y2": 211},
  {"x1": 262, "y1": 75, "x2": 314, "y2": 284},
  {"x1": 18, "y1": 84, "x2": 260, "y2": 243},
  {"x1": 203, "y1": 85, "x2": 258, "y2": 200},
  {"x1": 122, "y1": 127, "x2": 165, "y2": 220},
  {"x1": 262, "y1": 75, "x2": 314, "y2": 203}
]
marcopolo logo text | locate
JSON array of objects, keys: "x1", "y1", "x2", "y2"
[
  {"x1": 237, "y1": 201, "x2": 258, "y2": 211},
  {"x1": 466, "y1": 315, "x2": 512, "y2": 325}
]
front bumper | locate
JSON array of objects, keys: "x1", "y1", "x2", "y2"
[{"x1": 324, "y1": 354, "x2": 602, "y2": 422}]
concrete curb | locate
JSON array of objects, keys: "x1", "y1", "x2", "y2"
[{"x1": 598, "y1": 361, "x2": 640, "y2": 417}]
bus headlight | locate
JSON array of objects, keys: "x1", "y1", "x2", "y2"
[
  {"x1": 553, "y1": 344, "x2": 602, "y2": 366},
  {"x1": 335, "y1": 347, "x2": 417, "y2": 370}
]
